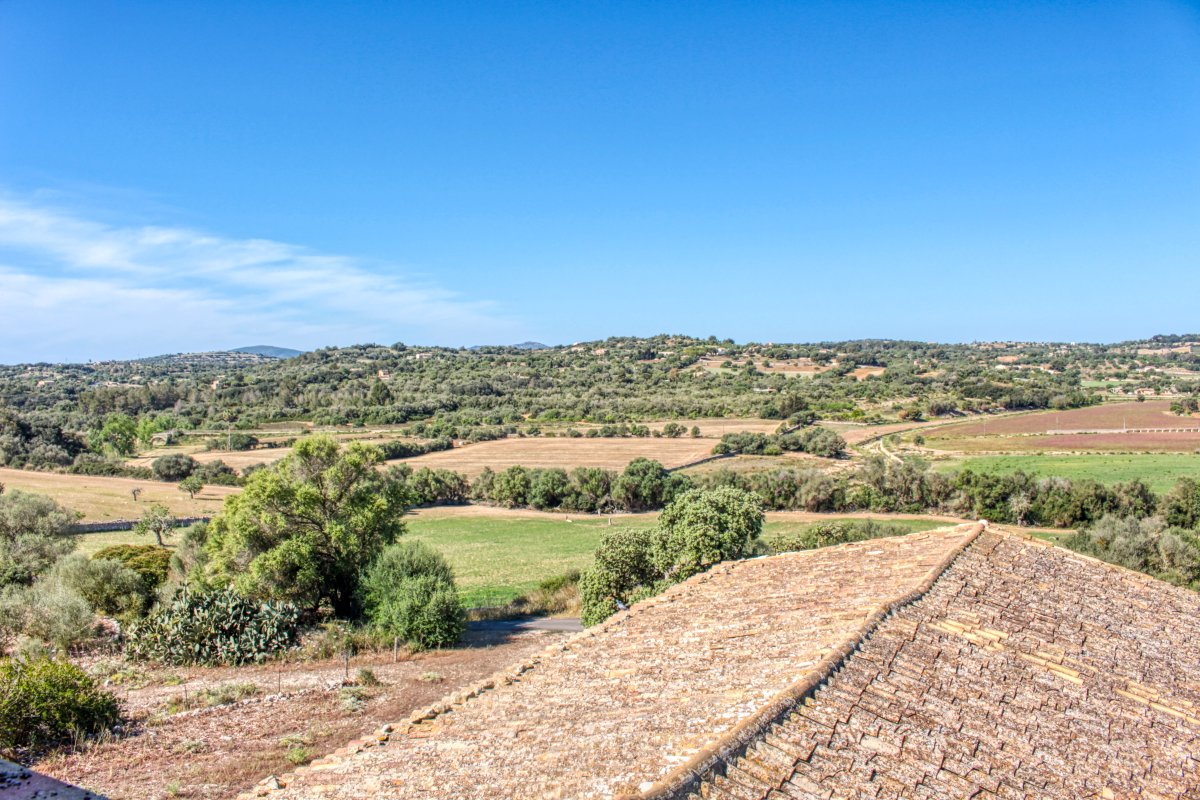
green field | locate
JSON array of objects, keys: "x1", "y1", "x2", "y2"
[
  {"x1": 68, "y1": 511, "x2": 952, "y2": 609},
  {"x1": 406, "y1": 511, "x2": 948, "y2": 607},
  {"x1": 933, "y1": 453, "x2": 1200, "y2": 493}
]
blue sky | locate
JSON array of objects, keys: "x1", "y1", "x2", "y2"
[{"x1": 1, "y1": 1, "x2": 1198, "y2": 362}]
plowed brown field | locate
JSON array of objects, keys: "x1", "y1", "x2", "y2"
[{"x1": 395, "y1": 437, "x2": 715, "y2": 476}]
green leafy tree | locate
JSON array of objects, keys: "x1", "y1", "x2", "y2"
[
  {"x1": 151, "y1": 453, "x2": 198, "y2": 482},
  {"x1": 204, "y1": 437, "x2": 409, "y2": 617},
  {"x1": 1163, "y1": 478, "x2": 1200, "y2": 530},
  {"x1": 367, "y1": 380, "x2": 394, "y2": 406},
  {"x1": 179, "y1": 475, "x2": 204, "y2": 500},
  {"x1": 87, "y1": 413, "x2": 137, "y2": 456},
  {"x1": 529, "y1": 468, "x2": 571, "y2": 510},
  {"x1": 490, "y1": 466, "x2": 531, "y2": 508},
  {"x1": 134, "y1": 504, "x2": 175, "y2": 547},
  {"x1": 579, "y1": 487, "x2": 763, "y2": 625},
  {"x1": 0, "y1": 490, "x2": 79, "y2": 588},
  {"x1": 650, "y1": 486, "x2": 764, "y2": 581}
]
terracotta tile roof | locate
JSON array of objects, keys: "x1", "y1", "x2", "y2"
[
  {"x1": 244, "y1": 526, "x2": 980, "y2": 799},
  {"x1": 245, "y1": 525, "x2": 1199, "y2": 800},
  {"x1": 692, "y1": 531, "x2": 1200, "y2": 800}
]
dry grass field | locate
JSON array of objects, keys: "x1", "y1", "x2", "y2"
[
  {"x1": 850, "y1": 365, "x2": 886, "y2": 380},
  {"x1": 394, "y1": 437, "x2": 716, "y2": 476},
  {"x1": 0, "y1": 467, "x2": 238, "y2": 521},
  {"x1": 128, "y1": 447, "x2": 293, "y2": 471},
  {"x1": 683, "y1": 418, "x2": 784, "y2": 437},
  {"x1": 822, "y1": 419, "x2": 951, "y2": 446}
]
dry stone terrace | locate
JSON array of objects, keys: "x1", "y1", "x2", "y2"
[
  {"x1": 695, "y1": 531, "x2": 1200, "y2": 800},
  {"x1": 245, "y1": 525, "x2": 981, "y2": 800}
]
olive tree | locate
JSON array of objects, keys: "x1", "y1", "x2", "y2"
[
  {"x1": 579, "y1": 487, "x2": 763, "y2": 626},
  {"x1": 0, "y1": 490, "x2": 79, "y2": 588},
  {"x1": 204, "y1": 437, "x2": 410, "y2": 617}
]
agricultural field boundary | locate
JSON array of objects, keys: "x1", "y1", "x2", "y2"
[{"x1": 69, "y1": 516, "x2": 210, "y2": 534}]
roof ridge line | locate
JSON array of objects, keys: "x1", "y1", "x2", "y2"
[{"x1": 623, "y1": 521, "x2": 988, "y2": 800}]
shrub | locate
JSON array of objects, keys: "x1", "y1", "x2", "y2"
[
  {"x1": 48, "y1": 553, "x2": 145, "y2": 619},
  {"x1": 0, "y1": 490, "x2": 79, "y2": 588},
  {"x1": 69, "y1": 454, "x2": 152, "y2": 480},
  {"x1": 206, "y1": 433, "x2": 258, "y2": 451},
  {"x1": 0, "y1": 581, "x2": 99, "y2": 654},
  {"x1": 580, "y1": 487, "x2": 763, "y2": 626},
  {"x1": 151, "y1": 454, "x2": 198, "y2": 482},
  {"x1": 1065, "y1": 515, "x2": 1200, "y2": 589},
  {"x1": 763, "y1": 519, "x2": 913, "y2": 554},
  {"x1": 370, "y1": 575, "x2": 465, "y2": 651},
  {"x1": 0, "y1": 656, "x2": 121, "y2": 757},
  {"x1": 358, "y1": 540, "x2": 463, "y2": 652},
  {"x1": 92, "y1": 544, "x2": 172, "y2": 594},
  {"x1": 360, "y1": 541, "x2": 455, "y2": 612},
  {"x1": 579, "y1": 527, "x2": 661, "y2": 627},
  {"x1": 124, "y1": 588, "x2": 300, "y2": 666}
]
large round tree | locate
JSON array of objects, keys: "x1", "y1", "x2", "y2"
[{"x1": 204, "y1": 436, "x2": 409, "y2": 617}]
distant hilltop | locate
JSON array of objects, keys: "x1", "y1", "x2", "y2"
[
  {"x1": 468, "y1": 341, "x2": 551, "y2": 351},
  {"x1": 230, "y1": 345, "x2": 305, "y2": 358}
]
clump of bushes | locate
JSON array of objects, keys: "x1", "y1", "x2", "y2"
[
  {"x1": 0, "y1": 489, "x2": 79, "y2": 587},
  {"x1": 1065, "y1": 515, "x2": 1200, "y2": 589},
  {"x1": 0, "y1": 656, "x2": 121, "y2": 757},
  {"x1": 45, "y1": 553, "x2": 146, "y2": 619},
  {"x1": 360, "y1": 541, "x2": 465, "y2": 650},
  {"x1": 762, "y1": 519, "x2": 916, "y2": 554},
  {"x1": 124, "y1": 588, "x2": 300, "y2": 666},
  {"x1": 579, "y1": 487, "x2": 764, "y2": 626},
  {"x1": 92, "y1": 544, "x2": 172, "y2": 595},
  {"x1": 711, "y1": 428, "x2": 846, "y2": 458},
  {"x1": 0, "y1": 580, "x2": 100, "y2": 654},
  {"x1": 151, "y1": 453, "x2": 198, "y2": 482},
  {"x1": 206, "y1": 433, "x2": 258, "y2": 452}
]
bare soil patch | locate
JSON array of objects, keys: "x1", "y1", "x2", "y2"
[
  {"x1": 929, "y1": 401, "x2": 1193, "y2": 439},
  {"x1": 35, "y1": 631, "x2": 565, "y2": 800},
  {"x1": 395, "y1": 437, "x2": 714, "y2": 476}
]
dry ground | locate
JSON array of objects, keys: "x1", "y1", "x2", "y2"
[
  {"x1": 0, "y1": 468, "x2": 238, "y2": 521},
  {"x1": 394, "y1": 437, "x2": 715, "y2": 476},
  {"x1": 128, "y1": 448, "x2": 293, "y2": 471},
  {"x1": 821, "y1": 418, "x2": 954, "y2": 446},
  {"x1": 35, "y1": 630, "x2": 566, "y2": 800},
  {"x1": 928, "y1": 400, "x2": 1195, "y2": 438},
  {"x1": 930, "y1": 431, "x2": 1200, "y2": 454},
  {"x1": 668, "y1": 418, "x2": 783, "y2": 437},
  {"x1": 678, "y1": 452, "x2": 841, "y2": 476}
]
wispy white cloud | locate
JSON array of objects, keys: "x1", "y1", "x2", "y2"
[{"x1": 0, "y1": 194, "x2": 517, "y2": 362}]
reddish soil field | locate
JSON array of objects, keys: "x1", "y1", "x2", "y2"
[
  {"x1": 34, "y1": 630, "x2": 565, "y2": 800},
  {"x1": 929, "y1": 401, "x2": 1195, "y2": 439},
  {"x1": 1033, "y1": 431, "x2": 1200, "y2": 452},
  {"x1": 933, "y1": 431, "x2": 1200, "y2": 454}
]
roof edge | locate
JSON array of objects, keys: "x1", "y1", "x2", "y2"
[{"x1": 623, "y1": 521, "x2": 988, "y2": 800}]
